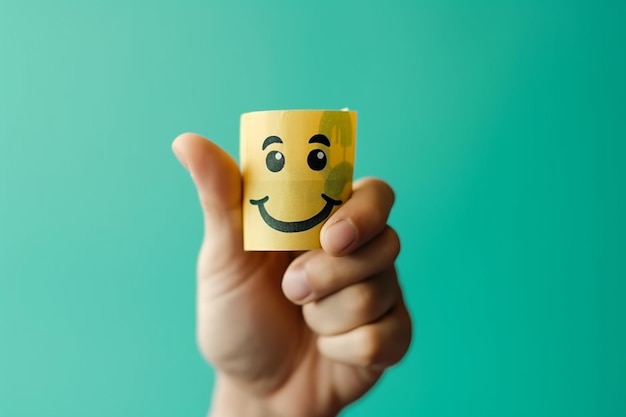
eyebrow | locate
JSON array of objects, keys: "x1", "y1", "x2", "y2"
[
  {"x1": 309, "y1": 134, "x2": 330, "y2": 147},
  {"x1": 262, "y1": 136, "x2": 283, "y2": 150}
]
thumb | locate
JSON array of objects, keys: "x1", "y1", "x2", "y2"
[{"x1": 172, "y1": 132, "x2": 244, "y2": 266}]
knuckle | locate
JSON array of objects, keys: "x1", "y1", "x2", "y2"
[
  {"x1": 388, "y1": 327, "x2": 412, "y2": 366},
  {"x1": 309, "y1": 263, "x2": 342, "y2": 295},
  {"x1": 348, "y1": 283, "x2": 376, "y2": 316},
  {"x1": 365, "y1": 177, "x2": 395, "y2": 205},
  {"x1": 382, "y1": 226, "x2": 401, "y2": 260},
  {"x1": 376, "y1": 180, "x2": 396, "y2": 205},
  {"x1": 353, "y1": 207, "x2": 386, "y2": 241},
  {"x1": 354, "y1": 327, "x2": 385, "y2": 366},
  {"x1": 351, "y1": 178, "x2": 395, "y2": 230}
]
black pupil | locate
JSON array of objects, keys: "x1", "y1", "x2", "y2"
[
  {"x1": 307, "y1": 149, "x2": 327, "y2": 171},
  {"x1": 266, "y1": 150, "x2": 285, "y2": 172}
]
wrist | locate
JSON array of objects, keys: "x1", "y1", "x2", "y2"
[
  {"x1": 208, "y1": 374, "x2": 274, "y2": 417},
  {"x1": 207, "y1": 372, "x2": 341, "y2": 417}
]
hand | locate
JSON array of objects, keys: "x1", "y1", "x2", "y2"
[{"x1": 172, "y1": 133, "x2": 412, "y2": 417}]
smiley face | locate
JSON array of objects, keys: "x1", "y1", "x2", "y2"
[
  {"x1": 249, "y1": 134, "x2": 343, "y2": 232},
  {"x1": 241, "y1": 109, "x2": 357, "y2": 250}
]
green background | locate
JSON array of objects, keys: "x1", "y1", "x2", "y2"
[{"x1": 1, "y1": 1, "x2": 624, "y2": 416}]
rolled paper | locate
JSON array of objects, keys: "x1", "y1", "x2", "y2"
[{"x1": 241, "y1": 109, "x2": 357, "y2": 251}]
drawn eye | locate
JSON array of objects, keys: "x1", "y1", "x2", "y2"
[
  {"x1": 307, "y1": 149, "x2": 327, "y2": 171},
  {"x1": 266, "y1": 150, "x2": 285, "y2": 172}
]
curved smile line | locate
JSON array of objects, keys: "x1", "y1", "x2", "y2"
[{"x1": 250, "y1": 194, "x2": 342, "y2": 233}]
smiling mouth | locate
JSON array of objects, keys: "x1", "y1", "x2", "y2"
[{"x1": 250, "y1": 193, "x2": 342, "y2": 233}]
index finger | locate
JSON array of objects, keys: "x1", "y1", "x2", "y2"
[{"x1": 321, "y1": 177, "x2": 395, "y2": 256}]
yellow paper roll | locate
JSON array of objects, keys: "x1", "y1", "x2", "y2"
[{"x1": 241, "y1": 109, "x2": 357, "y2": 251}]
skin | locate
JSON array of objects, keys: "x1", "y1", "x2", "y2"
[{"x1": 172, "y1": 133, "x2": 412, "y2": 417}]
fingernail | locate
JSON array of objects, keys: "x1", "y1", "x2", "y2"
[
  {"x1": 324, "y1": 219, "x2": 357, "y2": 253},
  {"x1": 283, "y1": 264, "x2": 311, "y2": 302}
]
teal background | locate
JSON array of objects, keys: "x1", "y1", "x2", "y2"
[{"x1": 1, "y1": 1, "x2": 624, "y2": 416}]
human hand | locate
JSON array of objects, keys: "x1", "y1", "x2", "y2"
[{"x1": 172, "y1": 133, "x2": 412, "y2": 417}]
